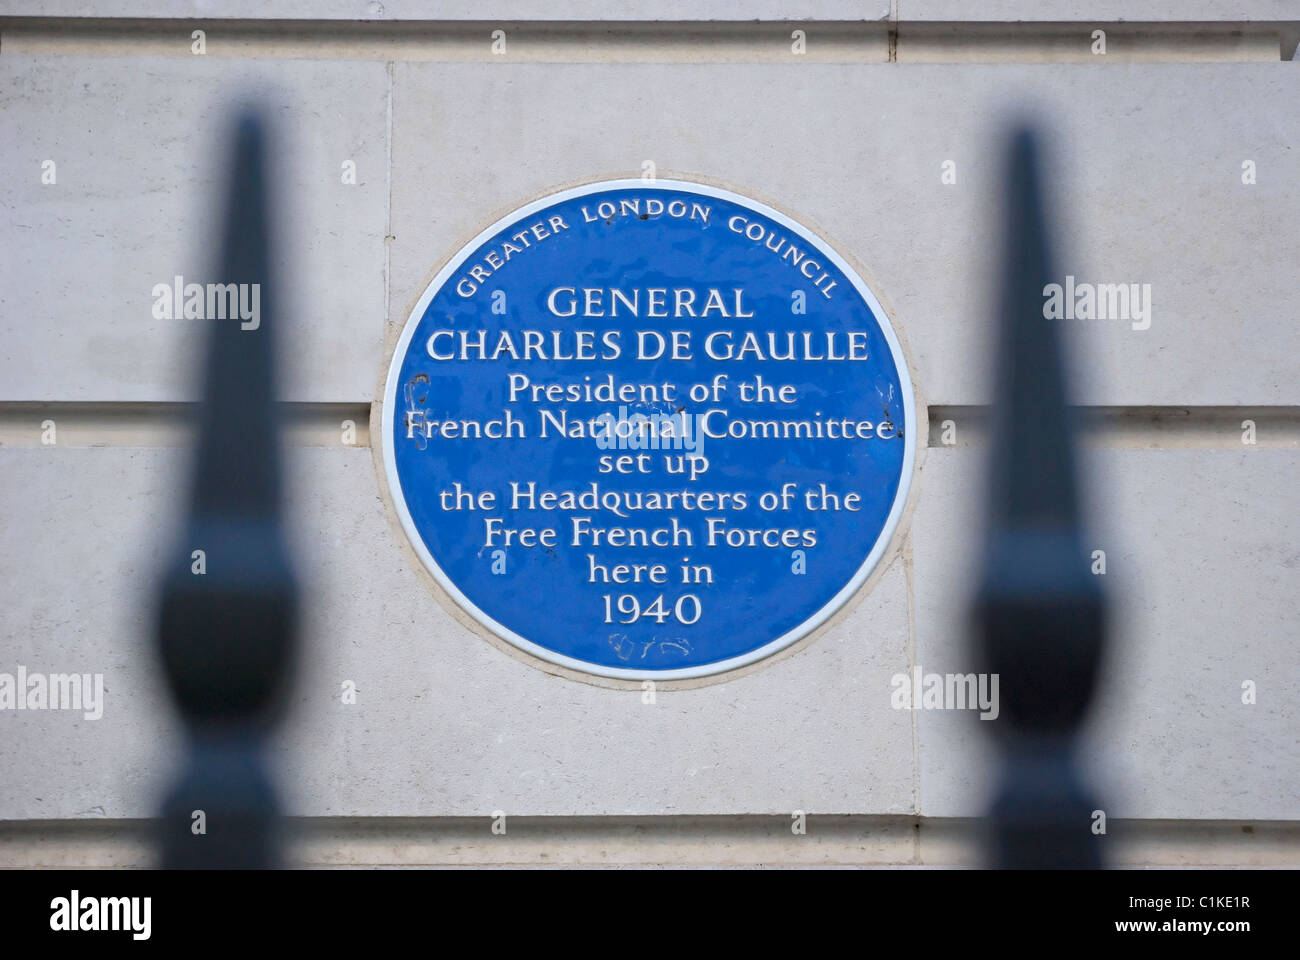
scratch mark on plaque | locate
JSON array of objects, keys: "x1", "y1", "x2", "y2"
[
  {"x1": 403, "y1": 373, "x2": 431, "y2": 450},
  {"x1": 656, "y1": 638, "x2": 690, "y2": 656},
  {"x1": 608, "y1": 634, "x2": 691, "y2": 661},
  {"x1": 607, "y1": 634, "x2": 633, "y2": 661}
]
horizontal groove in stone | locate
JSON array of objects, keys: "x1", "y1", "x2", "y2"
[
  {"x1": 0, "y1": 401, "x2": 371, "y2": 448},
  {"x1": 1, "y1": 19, "x2": 890, "y2": 63},
  {"x1": 2, "y1": 403, "x2": 1292, "y2": 449},
  {"x1": 896, "y1": 22, "x2": 1293, "y2": 63},
  {"x1": 0, "y1": 19, "x2": 1294, "y2": 62},
  {"x1": 927, "y1": 406, "x2": 1300, "y2": 449},
  {"x1": 0, "y1": 815, "x2": 1294, "y2": 868}
]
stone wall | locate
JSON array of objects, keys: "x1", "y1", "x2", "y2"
[{"x1": 1, "y1": 3, "x2": 1296, "y2": 866}]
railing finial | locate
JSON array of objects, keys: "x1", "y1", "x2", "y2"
[
  {"x1": 156, "y1": 106, "x2": 297, "y2": 869},
  {"x1": 976, "y1": 123, "x2": 1108, "y2": 868}
]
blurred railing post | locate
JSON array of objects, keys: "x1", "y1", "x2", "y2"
[
  {"x1": 155, "y1": 109, "x2": 297, "y2": 869},
  {"x1": 976, "y1": 126, "x2": 1108, "y2": 868}
]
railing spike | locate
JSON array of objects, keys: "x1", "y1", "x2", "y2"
[
  {"x1": 155, "y1": 107, "x2": 297, "y2": 869},
  {"x1": 976, "y1": 124, "x2": 1108, "y2": 868}
]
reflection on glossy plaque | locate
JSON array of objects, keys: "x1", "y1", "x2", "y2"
[{"x1": 384, "y1": 180, "x2": 915, "y2": 679}]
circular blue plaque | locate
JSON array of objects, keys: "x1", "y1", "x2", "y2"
[{"x1": 383, "y1": 180, "x2": 915, "y2": 680}]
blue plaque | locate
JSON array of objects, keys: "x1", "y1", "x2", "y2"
[{"x1": 383, "y1": 180, "x2": 915, "y2": 680}]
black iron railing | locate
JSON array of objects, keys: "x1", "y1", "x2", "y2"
[
  {"x1": 156, "y1": 110, "x2": 297, "y2": 869},
  {"x1": 975, "y1": 127, "x2": 1108, "y2": 868},
  {"x1": 152, "y1": 114, "x2": 1106, "y2": 869}
]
